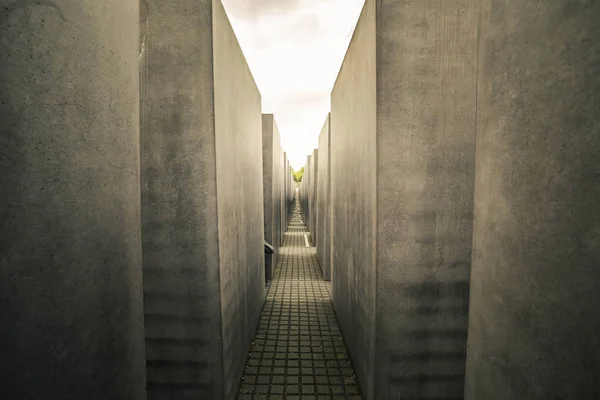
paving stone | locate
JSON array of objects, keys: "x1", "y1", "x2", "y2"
[{"x1": 235, "y1": 201, "x2": 363, "y2": 399}]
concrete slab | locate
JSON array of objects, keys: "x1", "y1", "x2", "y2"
[
  {"x1": 310, "y1": 150, "x2": 319, "y2": 244},
  {"x1": 0, "y1": 1, "x2": 146, "y2": 398},
  {"x1": 331, "y1": 0, "x2": 478, "y2": 398},
  {"x1": 141, "y1": 1, "x2": 264, "y2": 398},
  {"x1": 464, "y1": 1, "x2": 600, "y2": 399},
  {"x1": 316, "y1": 115, "x2": 332, "y2": 280},
  {"x1": 262, "y1": 114, "x2": 285, "y2": 281},
  {"x1": 330, "y1": 2, "x2": 377, "y2": 395}
]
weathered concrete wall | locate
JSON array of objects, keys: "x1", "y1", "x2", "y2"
[
  {"x1": 298, "y1": 164, "x2": 302, "y2": 217},
  {"x1": 140, "y1": 1, "x2": 149, "y2": 157},
  {"x1": 302, "y1": 155, "x2": 311, "y2": 226},
  {"x1": 375, "y1": 1, "x2": 477, "y2": 399},
  {"x1": 464, "y1": 1, "x2": 600, "y2": 399},
  {"x1": 262, "y1": 114, "x2": 284, "y2": 280},
  {"x1": 331, "y1": 0, "x2": 478, "y2": 398},
  {"x1": 303, "y1": 157, "x2": 307, "y2": 225},
  {"x1": 142, "y1": 1, "x2": 222, "y2": 397},
  {"x1": 316, "y1": 115, "x2": 332, "y2": 279},
  {"x1": 289, "y1": 161, "x2": 295, "y2": 222},
  {"x1": 282, "y1": 153, "x2": 288, "y2": 243},
  {"x1": 0, "y1": 1, "x2": 146, "y2": 398},
  {"x1": 330, "y1": 0, "x2": 378, "y2": 396},
  {"x1": 213, "y1": 1, "x2": 265, "y2": 397},
  {"x1": 302, "y1": 150, "x2": 318, "y2": 242},
  {"x1": 141, "y1": 1, "x2": 264, "y2": 399},
  {"x1": 262, "y1": 115, "x2": 274, "y2": 280},
  {"x1": 310, "y1": 150, "x2": 319, "y2": 245},
  {"x1": 302, "y1": 159, "x2": 307, "y2": 227},
  {"x1": 284, "y1": 153, "x2": 288, "y2": 234},
  {"x1": 289, "y1": 159, "x2": 292, "y2": 230},
  {"x1": 273, "y1": 120, "x2": 283, "y2": 260},
  {"x1": 275, "y1": 127, "x2": 284, "y2": 249},
  {"x1": 289, "y1": 160, "x2": 295, "y2": 223}
]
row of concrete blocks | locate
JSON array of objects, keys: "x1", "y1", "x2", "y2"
[
  {"x1": 298, "y1": 150, "x2": 317, "y2": 250},
  {"x1": 0, "y1": 1, "x2": 295, "y2": 399},
  {"x1": 300, "y1": 0, "x2": 600, "y2": 399},
  {"x1": 262, "y1": 115, "x2": 297, "y2": 281}
]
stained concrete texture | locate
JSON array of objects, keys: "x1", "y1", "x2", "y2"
[
  {"x1": 141, "y1": 1, "x2": 264, "y2": 399},
  {"x1": 305, "y1": 156, "x2": 310, "y2": 227},
  {"x1": 290, "y1": 163, "x2": 296, "y2": 224},
  {"x1": 262, "y1": 114, "x2": 285, "y2": 282},
  {"x1": 280, "y1": 154, "x2": 287, "y2": 247},
  {"x1": 316, "y1": 115, "x2": 332, "y2": 280},
  {"x1": 309, "y1": 150, "x2": 319, "y2": 246},
  {"x1": 300, "y1": 150, "x2": 318, "y2": 244},
  {"x1": 284, "y1": 158, "x2": 297, "y2": 230},
  {"x1": 301, "y1": 162, "x2": 307, "y2": 231},
  {"x1": 330, "y1": 3, "x2": 377, "y2": 395},
  {"x1": 330, "y1": 0, "x2": 477, "y2": 398},
  {"x1": 0, "y1": 1, "x2": 146, "y2": 398},
  {"x1": 283, "y1": 154, "x2": 291, "y2": 240},
  {"x1": 289, "y1": 161, "x2": 296, "y2": 230},
  {"x1": 464, "y1": 1, "x2": 600, "y2": 399},
  {"x1": 237, "y1": 197, "x2": 362, "y2": 399},
  {"x1": 284, "y1": 154, "x2": 289, "y2": 235}
]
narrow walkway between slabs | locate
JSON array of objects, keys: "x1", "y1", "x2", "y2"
[{"x1": 237, "y1": 197, "x2": 363, "y2": 400}]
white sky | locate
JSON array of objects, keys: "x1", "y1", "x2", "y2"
[{"x1": 221, "y1": 0, "x2": 365, "y2": 170}]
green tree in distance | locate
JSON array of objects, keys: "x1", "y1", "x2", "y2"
[{"x1": 293, "y1": 167, "x2": 304, "y2": 183}]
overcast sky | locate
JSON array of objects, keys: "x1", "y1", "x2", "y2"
[{"x1": 221, "y1": 0, "x2": 365, "y2": 170}]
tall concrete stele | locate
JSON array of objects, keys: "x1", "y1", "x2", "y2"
[
  {"x1": 140, "y1": 0, "x2": 265, "y2": 399},
  {"x1": 300, "y1": 149, "x2": 318, "y2": 245},
  {"x1": 300, "y1": 164, "x2": 304, "y2": 224},
  {"x1": 262, "y1": 114, "x2": 286, "y2": 281},
  {"x1": 0, "y1": 1, "x2": 146, "y2": 399},
  {"x1": 309, "y1": 150, "x2": 319, "y2": 245},
  {"x1": 331, "y1": 0, "x2": 477, "y2": 397},
  {"x1": 316, "y1": 114, "x2": 332, "y2": 280},
  {"x1": 302, "y1": 156, "x2": 309, "y2": 235},
  {"x1": 328, "y1": 0, "x2": 600, "y2": 399},
  {"x1": 288, "y1": 160, "x2": 296, "y2": 223},
  {"x1": 465, "y1": 1, "x2": 600, "y2": 399}
]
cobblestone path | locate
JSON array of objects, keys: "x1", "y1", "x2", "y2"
[{"x1": 236, "y1": 199, "x2": 362, "y2": 400}]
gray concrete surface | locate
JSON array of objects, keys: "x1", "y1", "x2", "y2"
[
  {"x1": 284, "y1": 154, "x2": 288, "y2": 235},
  {"x1": 262, "y1": 115, "x2": 275, "y2": 281},
  {"x1": 141, "y1": 1, "x2": 264, "y2": 399},
  {"x1": 141, "y1": 1, "x2": 222, "y2": 397},
  {"x1": 301, "y1": 157, "x2": 306, "y2": 227},
  {"x1": 310, "y1": 150, "x2": 319, "y2": 245},
  {"x1": 286, "y1": 159, "x2": 291, "y2": 232},
  {"x1": 262, "y1": 114, "x2": 284, "y2": 282},
  {"x1": 330, "y1": 1, "x2": 377, "y2": 396},
  {"x1": 375, "y1": 1, "x2": 477, "y2": 399},
  {"x1": 282, "y1": 153, "x2": 289, "y2": 244},
  {"x1": 316, "y1": 115, "x2": 332, "y2": 280},
  {"x1": 0, "y1": 1, "x2": 146, "y2": 398},
  {"x1": 464, "y1": 1, "x2": 600, "y2": 399},
  {"x1": 289, "y1": 161, "x2": 295, "y2": 226},
  {"x1": 331, "y1": 0, "x2": 478, "y2": 398},
  {"x1": 210, "y1": 1, "x2": 267, "y2": 397},
  {"x1": 289, "y1": 161, "x2": 295, "y2": 229},
  {"x1": 304, "y1": 158, "x2": 308, "y2": 231},
  {"x1": 275, "y1": 128, "x2": 284, "y2": 253},
  {"x1": 301, "y1": 155, "x2": 311, "y2": 229}
]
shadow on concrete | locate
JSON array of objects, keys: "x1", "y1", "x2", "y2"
[{"x1": 384, "y1": 279, "x2": 470, "y2": 400}]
